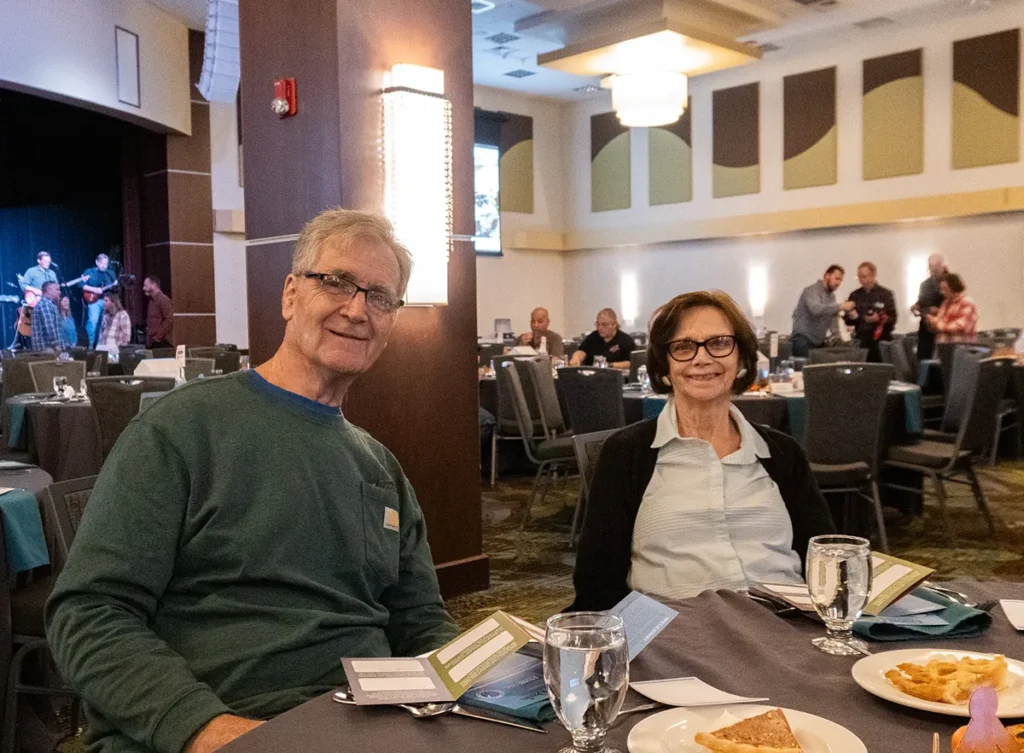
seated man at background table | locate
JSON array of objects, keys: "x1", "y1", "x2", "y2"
[
  {"x1": 515, "y1": 306, "x2": 564, "y2": 357},
  {"x1": 843, "y1": 261, "x2": 897, "y2": 362},
  {"x1": 570, "y1": 308, "x2": 635, "y2": 368},
  {"x1": 46, "y1": 209, "x2": 459, "y2": 753}
]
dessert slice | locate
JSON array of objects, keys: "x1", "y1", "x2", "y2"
[{"x1": 694, "y1": 708, "x2": 803, "y2": 753}]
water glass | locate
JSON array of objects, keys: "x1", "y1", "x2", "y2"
[
  {"x1": 806, "y1": 535, "x2": 873, "y2": 656},
  {"x1": 52, "y1": 375, "x2": 68, "y2": 397},
  {"x1": 637, "y1": 365, "x2": 651, "y2": 394},
  {"x1": 594, "y1": 356, "x2": 608, "y2": 369},
  {"x1": 240, "y1": 355, "x2": 251, "y2": 371},
  {"x1": 544, "y1": 612, "x2": 628, "y2": 753}
]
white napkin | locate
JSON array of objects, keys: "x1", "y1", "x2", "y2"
[
  {"x1": 1000, "y1": 600, "x2": 1024, "y2": 630},
  {"x1": 630, "y1": 677, "x2": 768, "y2": 707}
]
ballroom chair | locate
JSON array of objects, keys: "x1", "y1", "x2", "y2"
[
  {"x1": 628, "y1": 350, "x2": 647, "y2": 384},
  {"x1": 1, "y1": 356, "x2": 52, "y2": 407},
  {"x1": 28, "y1": 360, "x2": 85, "y2": 394},
  {"x1": 570, "y1": 429, "x2": 620, "y2": 549},
  {"x1": 803, "y1": 363, "x2": 894, "y2": 551},
  {"x1": 138, "y1": 391, "x2": 169, "y2": 414},
  {"x1": 991, "y1": 391, "x2": 1020, "y2": 466},
  {"x1": 0, "y1": 477, "x2": 96, "y2": 753},
  {"x1": 522, "y1": 357, "x2": 566, "y2": 438},
  {"x1": 68, "y1": 348, "x2": 107, "y2": 375},
  {"x1": 118, "y1": 348, "x2": 152, "y2": 375},
  {"x1": 86, "y1": 377, "x2": 177, "y2": 459},
  {"x1": 936, "y1": 343, "x2": 990, "y2": 399},
  {"x1": 478, "y1": 343, "x2": 507, "y2": 364},
  {"x1": 556, "y1": 367, "x2": 625, "y2": 435},
  {"x1": 183, "y1": 358, "x2": 216, "y2": 381},
  {"x1": 498, "y1": 363, "x2": 576, "y2": 529},
  {"x1": 562, "y1": 340, "x2": 579, "y2": 362},
  {"x1": 922, "y1": 347, "x2": 987, "y2": 443},
  {"x1": 808, "y1": 347, "x2": 868, "y2": 365},
  {"x1": 488, "y1": 358, "x2": 544, "y2": 487},
  {"x1": 884, "y1": 356, "x2": 1012, "y2": 542},
  {"x1": 150, "y1": 348, "x2": 176, "y2": 359},
  {"x1": 188, "y1": 347, "x2": 241, "y2": 374}
]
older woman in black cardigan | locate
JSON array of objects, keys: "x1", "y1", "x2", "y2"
[{"x1": 573, "y1": 290, "x2": 835, "y2": 611}]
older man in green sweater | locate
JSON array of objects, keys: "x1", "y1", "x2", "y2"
[{"x1": 45, "y1": 210, "x2": 459, "y2": 753}]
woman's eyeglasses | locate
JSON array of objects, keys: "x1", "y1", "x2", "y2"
[
  {"x1": 666, "y1": 335, "x2": 737, "y2": 362},
  {"x1": 302, "y1": 272, "x2": 404, "y2": 314}
]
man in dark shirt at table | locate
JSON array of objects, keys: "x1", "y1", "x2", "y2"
[
  {"x1": 570, "y1": 308, "x2": 635, "y2": 368},
  {"x1": 911, "y1": 253, "x2": 946, "y2": 359},
  {"x1": 843, "y1": 261, "x2": 897, "y2": 362},
  {"x1": 45, "y1": 209, "x2": 458, "y2": 753},
  {"x1": 143, "y1": 275, "x2": 174, "y2": 348},
  {"x1": 80, "y1": 252, "x2": 118, "y2": 348}
]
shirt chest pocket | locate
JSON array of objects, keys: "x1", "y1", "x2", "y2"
[{"x1": 361, "y1": 481, "x2": 401, "y2": 590}]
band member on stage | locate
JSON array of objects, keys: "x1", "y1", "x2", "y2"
[
  {"x1": 31, "y1": 282, "x2": 67, "y2": 352},
  {"x1": 143, "y1": 275, "x2": 174, "y2": 348},
  {"x1": 60, "y1": 296, "x2": 79, "y2": 348},
  {"x1": 21, "y1": 251, "x2": 58, "y2": 293},
  {"x1": 98, "y1": 292, "x2": 131, "y2": 350},
  {"x1": 80, "y1": 252, "x2": 118, "y2": 348}
]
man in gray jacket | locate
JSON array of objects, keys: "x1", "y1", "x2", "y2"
[{"x1": 791, "y1": 265, "x2": 856, "y2": 357}]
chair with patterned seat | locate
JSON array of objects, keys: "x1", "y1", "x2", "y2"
[
  {"x1": 28, "y1": 360, "x2": 85, "y2": 394},
  {"x1": 86, "y1": 377, "x2": 177, "y2": 459}
]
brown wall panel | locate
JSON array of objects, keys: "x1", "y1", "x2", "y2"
[
  {"x1": 173, "y1": 314, "x2": 217, "y2": 347},
  {"x1": 238, "y1": 0, "x2": 343, "y2": 240},
  {"x1": 167, "y1": 103, "x2": 211, "y2": 173},
  {"x1": 140, "y1": 174, "x2": 169, "y2": 247},
  {"x1": 245, "y1": 241, "x2": 292, "y2": 365},
  {"x1": 167, "y1": 173, "x2": 213, "y2": 245},
  {"x1": 170, "y1": 244, "x2": 216, "y2": 313},
  {"x1": 239, "y1": 0, "x2": 485, "y2": 595}
]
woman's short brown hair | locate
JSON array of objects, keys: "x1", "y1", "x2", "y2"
[
  {"x1": 647, "y1": 290, "x2": 759, "y2": 396},
  {"x1": 941, "y1": 272, "x2": 966, "y2": 294}
]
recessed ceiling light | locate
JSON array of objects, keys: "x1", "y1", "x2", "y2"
[
  {"x1": 504, "y1": 69, "x2": 536, "y2": 78},
  {"x1": 471, "y1": 0, "x2": 495, "y2": 14},
  {"x1": 574, "y1": 85, "x2": 600, "y2": 93},
  {"x1": 486, "y1": 32, "x2": 520, "y2": 44}
]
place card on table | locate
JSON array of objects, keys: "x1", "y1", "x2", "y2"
[
  {"x1": 756, "y1": 553, "x2": 936, "y2": 618},
  {"x1": 1000, "y1": 600, "x2": 1024, "y2": 631},
  {"x1": 610, "y1": 591, "x2": 679, "y2": 661},
  {"x1": 342, "y1": 611, "x2": 532, "y2": 705},
  {"x1": 630, "y1": 677, "x2": 768, "y2": 707}
]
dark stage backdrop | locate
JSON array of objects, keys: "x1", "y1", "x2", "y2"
[{"x1": 0, "y1": 89, "x2": 125, "y2": 344}]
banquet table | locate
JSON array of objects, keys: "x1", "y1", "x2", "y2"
[
  {"x1": 2, "y1": 394, "x2": 103, "y2": 482},
  {"x1": 0, "y1": 488, "x2": 49, "y2": 573},
  {"x1": 220, "y1": 580, "x2": 1024, "y2": 753}
]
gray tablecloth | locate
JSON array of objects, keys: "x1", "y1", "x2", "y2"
[
  {"x1": 220, "y1": 580, "x2": 1024, "y2": 753},
  {"x1": 25, "y1": 401, "x2": 102, "y2": 481}
]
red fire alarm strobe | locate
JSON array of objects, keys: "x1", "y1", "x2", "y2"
[{"x1": 271, "y1": 78, "x2": 297, "y2": 118}]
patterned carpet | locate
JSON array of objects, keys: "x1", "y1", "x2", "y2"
[{"x1": 445, "y1": 460, "x2": 1024, "y2": 629}]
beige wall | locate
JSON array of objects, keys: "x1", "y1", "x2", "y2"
[
  {"x1": 563, "y1": 213, "x2": 1024, "y2": 336},
  {"x1": 0, "y1": 0, "x2": 191, "y2": 134}
]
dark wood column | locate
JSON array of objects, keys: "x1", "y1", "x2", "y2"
[
  {"x1": 135, "y1": 30, "x2": 216, "y2": 347},
  {"x1": 239, "y1": 0, "x2": 486, "y2": 596}
]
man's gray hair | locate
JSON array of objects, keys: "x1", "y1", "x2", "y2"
[{"x1": 291, "y1": 209, "x2": 413, "y2": 296}]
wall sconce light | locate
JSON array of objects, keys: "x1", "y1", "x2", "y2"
[
  {"x1": 748, "y1": 264, "x2": 768, "y2": 326},
  {"x1": 383, "y1": 63, "x2": 453, "y2": 305}
]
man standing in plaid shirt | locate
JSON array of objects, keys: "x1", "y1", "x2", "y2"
[{"x1": 31, "y1": 281, "x2": 66, "y2": 352}]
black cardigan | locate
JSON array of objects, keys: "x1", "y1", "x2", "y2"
[{"x1": 572, "y1": 417, "x2": 836, "y2": 611}]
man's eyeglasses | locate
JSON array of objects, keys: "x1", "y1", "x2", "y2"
[
  {"x1": 301, "y1": 272, "x2": 404, "y2": 314},
  {"x1": 666, "y1": 335, "x2": 737, "y2": 362}
]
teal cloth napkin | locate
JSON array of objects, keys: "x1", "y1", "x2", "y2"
[
  {"x1": 459, "y1": 653, "x2": 556, "y2": 722},
  {"x1": 6, "y1": 401, "x2": 28, "y2": 450},
  {"x1": 642, "y1": 396, "x2": 666, "y2": 420},
  {"x1": 853, "y1": 588, "x2": 991, "y2": 642},
  {"x1": 0, "y1": 489, "x2": 50, "y2": 573},
  {"x1": 897, "y1": 385, "x2": 923, "y2": 435}
]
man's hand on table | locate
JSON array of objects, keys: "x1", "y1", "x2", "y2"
[{"x1": 188, "y1": 714, "x2": 264, "y2": 753}]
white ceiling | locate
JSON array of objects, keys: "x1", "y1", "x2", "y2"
[{"x1": 146, "y1": 0, "x2": 1023, "y2": 100}]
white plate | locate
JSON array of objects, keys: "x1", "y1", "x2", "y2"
[
  {"x1": 626, "y1": 705, "x2": 866, "y2": 753},
  {"x1": 851, "y1": 649, "x2": 1024, "y2": 718}
]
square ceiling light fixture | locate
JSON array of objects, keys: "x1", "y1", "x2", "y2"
[{"x1": 534, "y1": 0, "x2": 771, "y2": 127}]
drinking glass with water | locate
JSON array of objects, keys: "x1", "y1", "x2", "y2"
[
  {"x1": 544, "y1": 612, "x2": 628, "y2": 753},
  {"x1": 806, "y1": 535, "x2": 872, "y2": 656},
  {"x1": 637, "y1": 364, "x2": 650, "y2": 394},
  {"x1": 52, "y1": 375, "x2": 68, "y2": 397}
]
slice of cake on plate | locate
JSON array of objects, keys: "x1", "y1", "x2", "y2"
[{"x1": 694, "y1": 708, "x2": 803, "y2": 753}]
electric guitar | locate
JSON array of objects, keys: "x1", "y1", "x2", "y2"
[
  {"x1": 17, "y1": 274, "x2": 87, "y2": 307},
  {"x1": 82, "y1": 281, "x2": 120, "y2": 304}
]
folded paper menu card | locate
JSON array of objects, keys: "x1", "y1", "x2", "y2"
[
  {"x1": 630, "y1": 677, "x2": 768, "y2": 707},
  {"x1": 341, "y1": 592, "x2": 677, "y2": 708},
  {"x1": 757, "y1": 552, "x2": 935, "y2": 617},
  {"x1": 342, "y1": 611, "x2": 532, "y2": 705}
]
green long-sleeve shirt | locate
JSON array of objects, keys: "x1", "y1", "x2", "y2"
[{"x1": 45, "y1": 371, "x2": 458, "y2": 753}]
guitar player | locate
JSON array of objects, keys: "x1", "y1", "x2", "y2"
[
  {"x1": 79, "y1": 252, "x2": 118, "y2": 348},
  {"x1": 19, "y1": 251, "x2": 58, "y2": 295}
]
